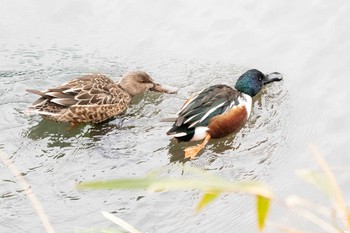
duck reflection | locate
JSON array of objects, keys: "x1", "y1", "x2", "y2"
[
  {"x1": 25, "y1": 117, "x2": 127, "y2": 148},
  {"x1": 167, "y1": 133, "x2": 240, "y2": 163}
]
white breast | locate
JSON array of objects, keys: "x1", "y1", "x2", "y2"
[{"x1": 239, "y1": 93, "x2": 252, "y2": 118}]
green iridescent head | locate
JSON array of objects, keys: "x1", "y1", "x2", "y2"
[{"x1": 234, "y1": 69, "x2": 283, "y2": 96}]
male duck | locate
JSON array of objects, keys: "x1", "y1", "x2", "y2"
[
  {"x1": 166, "y1": 69, "x2": 283, "y2": 159},
  {"x1": 26, "y1": 71, "x2": 177, "y2": 123}
]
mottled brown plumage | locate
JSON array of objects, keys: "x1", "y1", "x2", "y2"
[{"x1": 26, "y1": 71, "x2": 177, "y2": 123}]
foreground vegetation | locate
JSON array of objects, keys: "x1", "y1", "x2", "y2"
[
  {"x1": 2, "y1": 145, "x2": 349, "y2": 233},
  {"x1": 78, "y1": 145, "x2": 350, "y2": 233}
]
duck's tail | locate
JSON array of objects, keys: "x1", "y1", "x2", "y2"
[
  {"x1": 24, "y1": 108, "x2": 59, "y2": 116},
  {"x1": 160, "y1": 117, "x2": 177, "y2": 122},
  {"x1": 26, "y1": 89, "x2": 44, "y2": 96}
]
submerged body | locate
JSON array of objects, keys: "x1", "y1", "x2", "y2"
[
  {"x1": 26, "y1": 71, "x2": 177, "y2": 123},
  {"x1": 166, "y1": 69, "x2": 283, "y2": 159}
]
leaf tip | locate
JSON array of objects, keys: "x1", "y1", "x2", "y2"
[{"x1": 257, "y1": 195, "x2": 271, "y2": 231}]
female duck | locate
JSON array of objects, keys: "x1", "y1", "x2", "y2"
[
  {"x1": 166, "y1": 69, "x2": 283, "y2": 159},
  {"x1": 26, "y1": 71, "x2": 177, "y2": 123}
]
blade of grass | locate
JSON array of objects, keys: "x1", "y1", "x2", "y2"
[
  {"x1": 295, "y1": 208, "x2": 341, "y2": 233},
  {"x1": 285, "y1": 195, "x2": 332, "y2": 217},
  {"x1": 196, "y1": 192, "x2": 220, "y2": 212},
  {"x1": 178, "y1": 165, "x2": 223, "y2": 181},
  {"x1": 257, "y1": 195, "x2": 271, "y2": 231},
  {"x1": 78, "y1": 165, "x2": 273, "y2": 231},
  {"x1": 78, "y1": 170, "x2": 272, "y2": 199},
  {"x1": 309, "y1": 144, "x2": 350, "y2": 229},
  {"x1": 77, "y1": 178, "x2": 154, "y2": 190},
  {"x1": 147, "y1": 179, "x2": 272, "y2": 198},
  {"x1": 0, "y1": 149, "x2": 56, "y2": 233},
  {"x1": 296, "y1": 170, "x2": 334, "y2": 197},
  {"x1": 285, "y1": 196, "x2": 342, "y2": 233},
  {"x1": 101, "y1": 211, "x2": 141, "y2": 233}
]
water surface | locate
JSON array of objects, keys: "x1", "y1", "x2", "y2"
[{"x1": 1, "y1": 1, "x2": 350, "y2": 232}]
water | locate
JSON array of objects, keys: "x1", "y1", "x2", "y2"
[{"x1": 1, "y1": 0, "x2": 350, "y2": 232}]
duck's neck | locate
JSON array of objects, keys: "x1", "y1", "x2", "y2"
[{"x1": 118, "y1": 81, "x2": 137, "y2": 97}]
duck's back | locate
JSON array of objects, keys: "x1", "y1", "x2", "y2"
[
  {"x1": 167, "y1": 84, "x2": 251, "y2": 141},
  {"x1": 26, "y1": 74, "x2": 132, "y2": 123}
]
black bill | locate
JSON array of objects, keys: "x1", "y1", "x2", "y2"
[{"x1": 263, "y1": 72, "x2": 283, "y2": 85}]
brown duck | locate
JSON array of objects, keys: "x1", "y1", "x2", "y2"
[{"x1": 26, "y1": 71, "x2": 177, "y2": 123}]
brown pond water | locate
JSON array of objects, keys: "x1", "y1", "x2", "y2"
[{"x1": 1, "y1": 1, "x2": 350, "y2": 232}]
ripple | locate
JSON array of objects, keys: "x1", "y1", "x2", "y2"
[
  {"x1": 1, "y1": 0, "x2": 350, "y2": 231},
  {"x1": 0, "y1": 29, "x2": 341, "y2": 233}
]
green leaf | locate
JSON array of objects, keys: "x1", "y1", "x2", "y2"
[
  {"x1": 78, "y1": 166, "x2": 273, "y2": 231},
  {"x1": 257, "y1": 195, "x2": 270, "y2": 231},
  {"x1": 196, "y1": 192, "x2": 220, "y2": 212},
  {"x1": 77, "y1": 166, "x2": 273, "y2": 226},
  {"x1": 78, "y1": 176, "x2": 272, "y2": 199},
  {"x1": 77, "y1": 178, "x2": 154, "y2": 190}
]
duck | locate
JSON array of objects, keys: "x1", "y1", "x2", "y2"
[
  {"x1": 26, "y1": 71, "x2": 177, "y2": 124},
  {"x1": 166, "y1": 69, "x2": 283, "y2": 159}
]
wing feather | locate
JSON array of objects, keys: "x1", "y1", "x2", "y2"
[
  {"x1": 51, "y1": 98, "x2": 78, "y2": 106},
  {"x1": 27, "y1": 74, "x2": 128, "y2": 110},
  {"x1": 167, "y1": 85, "x2": 242, "y2": 138}
]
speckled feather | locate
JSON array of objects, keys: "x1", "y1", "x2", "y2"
[{"x1": 27, "y1": 74, "x2": 132, "y2": 123}]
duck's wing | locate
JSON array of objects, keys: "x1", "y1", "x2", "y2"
[
  {"x1": 27, "y1": 74, "x2": 127, "y2": 110},
  {"x1": 167, "y1": 85, "x2": 241, "y2": 136}
]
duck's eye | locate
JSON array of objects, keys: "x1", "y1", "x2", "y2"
[
  {"x1": 138, "y1": 78, "x2": 150, "y2": 83},
  {"x1": 258, "y1": 77, "x2": 263, "y2": 82}
]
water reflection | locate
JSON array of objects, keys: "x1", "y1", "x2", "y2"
[
  {"x1": 25, "y1": 118, "x2": 125, "y2": 148},
  {"x1": 167, "y1": 134, "x2": 239, "y2": 163}
]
